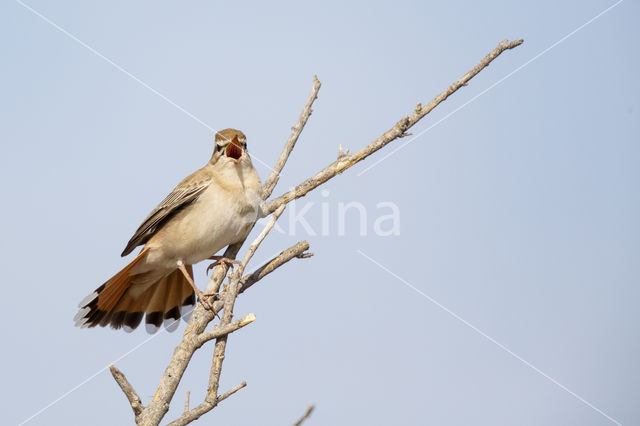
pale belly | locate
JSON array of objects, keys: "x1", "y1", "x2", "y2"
[{"x1": 140, "y1": 183, "x2": 259, "y2": 271}]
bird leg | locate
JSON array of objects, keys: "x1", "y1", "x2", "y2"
[
  {"x1": 206, "y1": 256, "x2": 241, "y2": 275},
  {"x1": 177, "y1": 260, "x2": 214, "y2": 311}
]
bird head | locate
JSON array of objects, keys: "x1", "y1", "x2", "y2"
[{"x1": 213, "y1": 129, "x2": 248, "y2": 163}]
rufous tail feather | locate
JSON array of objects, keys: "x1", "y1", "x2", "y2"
[{"x1": 74, "y1": 250, "x2": 196, "y2": 332}]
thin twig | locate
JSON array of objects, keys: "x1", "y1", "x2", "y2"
[
  {"x1": 183, "y1": 242, "x2": 311, "y2": 341},
  {"x1": 239, "y1": 204, "x2": 287, "y2": 274},
  {"x1": 184, "y1": 391, "x2": 190, "y2": 413},
  {"x1": 240, "y1": 241, "x2": 312, "y2": 293},
  {"x1": 197, "y1": 313, "x2": 256, "y2": 345},
  {"x1": 293, "y1": 405, "x2": 315, "y2": 426},
  {"x1": 199, "y1": 241, "x2": 312, "y2": 320},
  {"x1": 216, "y1": 381, "x2": 248, "y2": 404},
  {"x1": 261, "y1": 39, "x2": 524, "y2": 216},
  {"x1": 109, "y1": 364, "x2": 144, "y2": 419},
  {"x1": 167, "y1": 381, "x2": 248, "y2": 426},
  {"x1": 262, "y1": 76, "x2": 322, "y2": 200}
]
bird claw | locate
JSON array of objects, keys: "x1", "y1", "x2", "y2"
[
  {"x1": 197, "y1": 293, "x2": 215, "y2": 311},
  {"x1": 206, "y1": 257, "x2": 241, "y2": 275}
]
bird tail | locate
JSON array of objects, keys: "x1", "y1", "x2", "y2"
[{"x1": 74, "y1": 250, "x2": 196, "y2": 333}]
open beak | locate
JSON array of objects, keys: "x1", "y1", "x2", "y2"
[{"x1": 225, "y1": 137, "x2": 243, "y2": 160}]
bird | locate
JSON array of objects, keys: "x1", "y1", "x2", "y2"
[{"x1": 74, "y1": 129, "x2": 262, "y2": 333}]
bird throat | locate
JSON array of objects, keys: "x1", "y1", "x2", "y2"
[{"x1": 226, "y1": 143, "x2": 242, "y2": 160}]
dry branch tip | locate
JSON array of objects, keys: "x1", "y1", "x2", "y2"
[
  {"x1": 240, "y1": 312, "x2": 256, "y2": 327},
  {"x1": 293, "y1": 405, "x2": 315, "y2": 426},
  {"x1": 109, "y1": 364, "x2": 144, "y2": 418},
  {"x1": 217, "y1": 381, "x2": 248, "y2": 403}
]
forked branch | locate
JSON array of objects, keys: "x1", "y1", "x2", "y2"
[{"x1": 110, "y1": 38, "x2": 523, "y2": 426}]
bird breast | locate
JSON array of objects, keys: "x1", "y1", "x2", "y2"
[{"x1": 145, "y1": 165, "x2": 261, "y2": 268}]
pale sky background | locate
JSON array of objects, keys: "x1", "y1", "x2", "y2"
[{"x1": 1, "y1": 1, "x2": 638, "y2": 425}]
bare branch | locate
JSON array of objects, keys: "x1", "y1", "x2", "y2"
[
  {"x1": 216, "y1": 381, "x2": 247, "y2": 403},
  {"x1": 240, "y1": 241, "x2": 312, "y2": 293},
  {"x1": 293, "y1": 405, "x2": 315, "y2": 426},
  {"x1": 132, "y1": 39, "x2": 523, "y2": 426},
  {"x1": 239, "y1": 204, "x2": 287, "y2": 274},
  {"x1": 261, "y1": 39, "x2": 524, "y2": 216},
  {"x1": 136, "y1": 330, "x2": 206, "y2": 424},
  {"x1": 168, "y1": 382, "x2": 247, "y2": 426},
  {"x1": 262, "y1": 76, "x2": 322, "y2": 200},
  {"x1": 109, "y1": 364, "x2": 143, "y2": 420},
  {"x1": 136, "y1": 76, "x2": 323, "y2": 426},
  {"x1": 197, "y1": 313, "x2": 256, "y2": 345},
  {"x1": 165, "y1": 280, "x2": 251, "y2": 425},
  {"x1": 199, "y1": 241, "x2": 312, "y2": 319},
  {"x1": 206, "y1": 273, "x2": 244, "y2": 400},
  {"x1": 170, "y1": 275, "x2": 247, "y2": 426},
  {"x1": 184, "y1": 391, "x2": 190, "y2": 413},
  {"x1": 136, "y1": 281, "x2": 251, "y2": 424}
]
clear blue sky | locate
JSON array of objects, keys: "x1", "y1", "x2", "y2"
[{"x1": 1, "y1": 1, "x2": 638, "y2": 425}]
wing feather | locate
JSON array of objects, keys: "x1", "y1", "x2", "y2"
[{"x1": 121, "y1": 167, "x2": 212, "y2": 256}]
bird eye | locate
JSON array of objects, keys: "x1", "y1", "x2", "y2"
[{"x1": 216, "y1": 144, "x2": 224, "y2": 152}]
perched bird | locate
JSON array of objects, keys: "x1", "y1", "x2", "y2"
[{"x1": 74, "y1": 129, "x2": 262, "y2": 333}]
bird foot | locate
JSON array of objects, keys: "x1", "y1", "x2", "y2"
[
  {"x1": 206, "y1": 256, "x2": 241, "y2": 275},
  {"x1": 193, "y1": 289, "x2": 216, "y2": 311},
  {"x1": 177, "y1": 260, "x2": 216, "y2": 312}
]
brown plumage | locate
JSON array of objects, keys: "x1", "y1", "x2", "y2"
[
  {"x1": 74, "y1": 128, "x2": 262, "y2": 333},
  {"x1": 74, "y1": 247, "x2": 196, "y2": 332}
]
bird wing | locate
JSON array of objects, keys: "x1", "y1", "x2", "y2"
[{"x1": 121, "y1": 167, "x2": 213, "y2": 256}]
